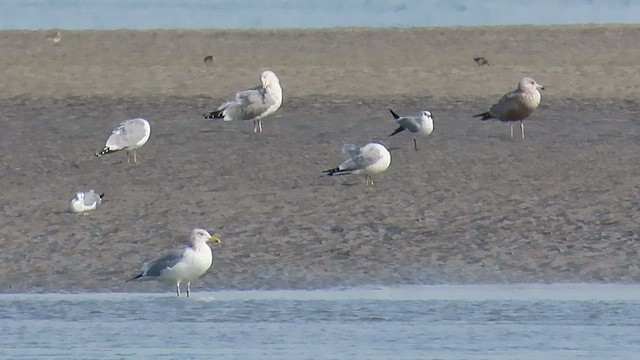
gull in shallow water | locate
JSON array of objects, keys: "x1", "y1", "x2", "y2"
[
  {"x1": 96, "y1": 118, "x2": 151, "y2": 163},
  {"x1": 388, "y1": 109, "x2": 434, "y2": 151},
  {"x1": 203, "y1": 70, "x2": 283, "y2": 133},
  {"x1": 127, "y1": 228, "x2": 221, "y2": 297},
  {"x1": 473, "y1": 77, "x2": 544, "y2": 139},
  {"x1": 324, "y1": 143, "x2": 391, "y2": 186},
  {"x1": 69, "y1": 190, "x2": 104, "y2": 214}
]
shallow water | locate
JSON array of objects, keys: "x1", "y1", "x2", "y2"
[
  {"x1": 2, "y1": 284, "x2": 640, "y2": 359},
  {"x1": 1, "y1": 0, "x2": 640, "y2": 29}
]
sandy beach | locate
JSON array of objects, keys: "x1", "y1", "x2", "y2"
[{"x1": 0, "y1": 25, "x2": 639, "y2": 293}]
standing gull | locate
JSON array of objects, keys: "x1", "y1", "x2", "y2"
[
  {"x1": 388, "y1": 109, "x2": 434, "y2": 151},
  {"x1": 324, "y1": 143, "x2": 391, "y2": 186},
  {"x1": 473, "y1": 77, "x2": 544, "y2": 138},
  {"x1": 96, "y1": 118, "x2": 151, "y2": 163},
  {"x1": 127, "y1": 228, "x2": 221, "y2": 297},
  {"x1": 69, "y1": 190, "x2": 104, "y2": 214},
  {"x1": 203, "y1": 70, "x2": 283, "y2": 133}
]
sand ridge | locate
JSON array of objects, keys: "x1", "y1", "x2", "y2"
[{"x1": 0, "y1": 26, "x2": 639, "y2": 292}]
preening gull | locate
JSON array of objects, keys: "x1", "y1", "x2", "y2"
[
  {"x1": 324, "y1": 143, "x2": 391, "y2": 186},
  {"x1": 96, "y1": 118, "x2": 151, "y2": 163},
  {"x1": 69, "y1": 190, "x2": 104, "y2": 214},
  {"x1": 474, "y1": 77, "x2": 544, "y2": 138},
  {"x1": 127, "y1": 228, "x2": 221, "y2": 297},
  {"x1": 388, "y1": 109, "x2": 434, "y2": 151},
  {"x1": 203, "y1": 70, "x2": 283, "y2": 133}
]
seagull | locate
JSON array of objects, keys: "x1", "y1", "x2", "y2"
[
  {"x1": 473, "y1": 57, "x2": 489, "y2": 66},
  {"x1": 324, "y1": 143, "x2": 391, "y2": 186},
  {"x1": 388, "y1": 109, "x2": 434, "y2": 151},
  {"x1": 47, "y1": 31, "x2": 61, "y2": 45},
  {"x1": 69, "y1": 190, "x2": 104, "y2": 214},
  {"x1": 473, "y1": 77, "x2": 544, "y2": 138},
  {"x1": 127, "y1": 228, "x2": 221, "y2": 297},
  {"x1": 96, "y1": 118, "x2": 151, "y2": 163},
  {"x1": 203, "y1": 70, "x2": 283, "y2": 133}
]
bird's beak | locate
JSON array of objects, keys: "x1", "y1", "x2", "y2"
[
  {"x1": 538, "y1": 85, "x2": 545, "y2": 90},
  {"x1": 209, "y1": 235, "x2": 222, "y2": 243},
  {"x1": 261, "y1": 80, "x2": 268, "y2": 89}
]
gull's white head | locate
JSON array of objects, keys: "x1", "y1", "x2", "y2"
[
  {"x1": 190, "y1": 228, "x2": 221, "y2": 245},
  {"x1": 261, "y1": 71, "x2": 280, "y2": 89},
  {"x1": 420, "y1": 111, "x2": 433, "y2": 120},
  {"x1": 75, "y1": 192, "x2": 84, "y2": 200},
  {"x1": 518, "y1": 77, "x2": 544, "y2": 92}
]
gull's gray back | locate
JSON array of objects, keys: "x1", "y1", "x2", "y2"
[
  {"x1": 141, "y1": 248, "x2": 185, "y2": 277},
  {"x1": 82, "y1": 190, "x2": 102, "y2": 206},
  {"x1": 397, "y1": 116, "x2": 422, "y2": 133},
  {"x1": 106, "y1": 118, "x2": 149, "y2": 148},
  {"x1": 220, "y1": 86, "x2": 271, "y2": 121}
]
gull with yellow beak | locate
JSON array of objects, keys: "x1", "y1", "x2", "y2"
[
  {"x1": 204, "y1": 70, "x2": 283, "y2": 133},
  {"x1": 127, "y1": 228, "x2": 222, "y2": 297}
]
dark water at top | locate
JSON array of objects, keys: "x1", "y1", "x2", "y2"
[{"x1": 1, "y1": 0, "x2": 640, "y2": 30}]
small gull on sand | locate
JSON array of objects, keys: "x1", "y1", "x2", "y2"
[
  {"x1": 324, "y1": 143, "x2": 391, "y2": 186},
  {"x1": 46, "y1": 31, "x2": 61, "y2": 45},
  {"x1": 474, "y1": 77, "x2": 544, "y2": 138},
  {"x1": 69, "y1": 190, "x2": 104, "y2": 214},
  {"x1": 388, "y1": 109, "x2": 434, "y2": 151},
  {"x1": 473, "y1": 56, "x2": 489, "y2": 66},
  {"x1": 203, "y1": 70, "x2": 283, "y2": 133},
  {"x1": 96, "y1": 118, "x2": 151, "y2": 163},
  {"x1": 127, "y1": 228, "x2": 221, "y2": 297},
  {"x1": 203, "y1": 55, "x2": 215, "y2": 66}
]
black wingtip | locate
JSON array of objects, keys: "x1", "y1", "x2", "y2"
[
  {"x1": 203, "y1": 110, "x2": 224, "y2": 119},
  {"x1": 388, "y1": 125, "x2": 406, "y2": 137},
  {"x1": 389, "y1": 109, "x2": 400, "y2": 119},
  {"x1": 125, "y1": 274, "x2": 143, "y2": 283},
  {"x1": 96, "y1": 147, "x2": 112, "y2": 157},
  {"x1": 323, "y1": 167, "x2": 340, "y2": 176},
  {"x1": 99, "y1": 193, "x2": 105, "y2": 199},
  {"x1": 473, "y1": 112, "x2": 492, "y2": 120}
]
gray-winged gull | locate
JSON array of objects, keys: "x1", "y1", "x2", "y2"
[
  {"x1": 324, "y1": 143, "x2": 391, "y2": 186},
  {"x1": 127, "y1": 228, "x2": 221, "y2": 297},
  {"x1": 388, "y1": 109, "x2": 434, "y2": 151},
  {"x1": 474, "y1": 77, "x2": 544, "y2": 138},
  {"x1": 203, "y1": 70, "x2": 283, "y2": 133},
  {"x1": 69, "y1": 190, "x2": 104, "y2": 214},
  {"x1": 96, "y1": 118, "x2": 151, "y2": 163}
]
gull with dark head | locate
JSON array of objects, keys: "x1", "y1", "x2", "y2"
[
  {"x1": 474, "y1": 77, "x2": 544, "y2": 139},
  {"x1": 388, "y1": 109, "x2": 434, "y2": 151},
  {"x1": 127, "y1": 228, "x2": 222, "y2": 297},
  {"x1": 96, "y1": 118, "x2": 151, "y2": 163},
  {"x1": 324, "y1": 143, "x2": 391, "y2": 186},
  {"x1": 203, "y1": 70, "x2": 283, "y2": 133}
]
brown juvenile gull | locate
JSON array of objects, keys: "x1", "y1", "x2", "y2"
[
  {"x1": 203, "y1": 70, "x2": 283, "y2": 133},
  {"x1": 473, "y1": 77, "x2": 544, "y2": 138},
  {"x1": 96, "y1": 118, "x2": 151, "y2": 163},
  {"x1": 324, "y1": 143, "x2": 391, "y2": 186},
  {"x1": 127, "y1": 228, "x2": 221, "y2": 297},
  {"x1": 388, "y1": 109, "x2": 434, "y2": 151}
]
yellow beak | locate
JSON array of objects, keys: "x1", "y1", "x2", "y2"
[
  {"x1": 261, "y1": 80, "x2": 268, "y2": 89},
  {"x1": 209, "y1": 235, "x2": 222, "y2": 243}
]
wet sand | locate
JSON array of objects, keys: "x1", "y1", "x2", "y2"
[{"x1": 0, "y1": 26, "x2": 639, "y2": 293}]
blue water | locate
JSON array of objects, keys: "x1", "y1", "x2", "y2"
[
  {"x1": 2, "y1": 284, "x2": 640, "y2": 359},
  {"x1": 0, "y1": 0, "x2": 639, "y2": 30}
]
